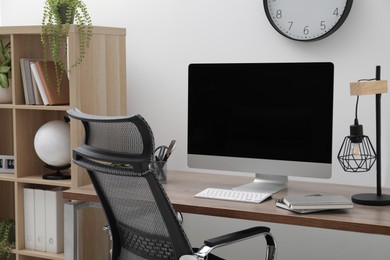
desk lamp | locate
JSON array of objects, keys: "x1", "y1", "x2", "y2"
[{"x1": 337, "y1": 66, "x2": 390, "y2": 206}]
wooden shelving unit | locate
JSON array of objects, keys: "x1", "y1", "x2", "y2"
[{"x1": 0, "y1": 25, "x2": 127, "y2": 260}]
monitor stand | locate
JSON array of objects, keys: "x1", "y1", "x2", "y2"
[{"x1": 232, "y1": 173, "x2": 287, "y2": 194}]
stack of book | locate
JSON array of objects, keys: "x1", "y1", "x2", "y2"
[
  {"x1": 276, "y1": 194, "x2": 353, "y2": 214},
  {"x1": 20, "y1": 58, "x2": 69, "y2": 105}
]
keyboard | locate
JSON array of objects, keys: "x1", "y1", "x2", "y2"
[{"x1": 195, "y1": 188, "x2": 272, "y2": 204}]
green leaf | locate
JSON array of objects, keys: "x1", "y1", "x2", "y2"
[
  {"x1": 0, "y1": 73, "x2": 9, "y2": 88},
  {"x1": 0, "y1": 66, "x2": 10, "y2": 73}
]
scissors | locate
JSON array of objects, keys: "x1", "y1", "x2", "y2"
[{"x1": 154, "y1": 145, "x2": 168, "y2": 161}]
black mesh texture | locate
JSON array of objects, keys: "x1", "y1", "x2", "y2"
[
  {"x1": 74, "y1": 158, "x2": 193, "y2": 260},
  {"x1": 119, "y1": 223, "x2": 174, "y2": 259},
  {"x1": 95, "y1": 170, "x2": 174, "y2": 259},
  {"x1": 87, "y1": 121, "x2": 144, "y2": 155}
]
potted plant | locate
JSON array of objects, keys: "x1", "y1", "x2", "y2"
[
  {"x1": 0, "y1": 39, "x2": 12, "y2": 103},
  {"x1": 41, "y1": 0, "x2": 92, "y2": 94},
  {"x1": 0, "y1": 219, "x2": 15, "y2": 260}
]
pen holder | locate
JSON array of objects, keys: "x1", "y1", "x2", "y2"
[{"x1": 150, "y1": 161, "x2": 167, "y2": 183}]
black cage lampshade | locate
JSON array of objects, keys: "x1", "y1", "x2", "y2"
[
  {"x1": 338, "y1": 121, "x2": 376, "y2": 172},
  {"x1": 337, "y1": 66, "x2": 390, "y2": 206}
]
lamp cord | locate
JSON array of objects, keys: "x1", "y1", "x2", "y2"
[
  {"x1": 354, "y1": 78, "x2": 376, "y2": 125},
  {"x1": 354, "y1": 96, "x2": 359, "y2": 125}
]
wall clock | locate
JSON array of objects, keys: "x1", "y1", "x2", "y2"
[{"x1": 263, "y1": 0, "x2": 353, "y2": 41}]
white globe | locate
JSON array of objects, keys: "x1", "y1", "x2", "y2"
[{"x1": 34, "y1": 120, "x2": 70, "y2": 167}]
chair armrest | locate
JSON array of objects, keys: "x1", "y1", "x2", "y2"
[
  {"x1": 195, "y1": 226, "x2": 276, "y2": 260},
  {"x1": 204, "y1": 226, "x2": 270, "y2": 247}
]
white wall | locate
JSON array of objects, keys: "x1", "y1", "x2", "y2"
[{"x1": 2, "y1": 1, "x2": 390, "y2": 259}]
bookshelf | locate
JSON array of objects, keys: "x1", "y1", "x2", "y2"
[{"x1": 0, "y1": 25, "x2": 127, "y2": 260}]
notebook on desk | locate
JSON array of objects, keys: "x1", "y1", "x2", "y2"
[{"x1": 276, "y1": 194, "x2": 353, "y2": 213}]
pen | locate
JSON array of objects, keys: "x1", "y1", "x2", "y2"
[{"x1": 163, "y1": 140, "x2": 176, "y2": 161}]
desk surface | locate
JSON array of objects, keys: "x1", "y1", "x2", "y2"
[{"x1": 63, "y1": 170, "x2": 390, "y2": 236}]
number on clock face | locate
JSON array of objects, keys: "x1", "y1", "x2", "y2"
[{"x1": 264, "y1": 0, "x2": 353, "y2": 41}]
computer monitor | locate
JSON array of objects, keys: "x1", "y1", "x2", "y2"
[{"x1": 187, "y1": 62, "x2": 334, "y2": 194}]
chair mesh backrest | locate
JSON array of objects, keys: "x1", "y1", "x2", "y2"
[
  {"x1": 87, "y1": 121, "x2": 144, "y2": 155},
  {"x1": 67, "y1": 109, "x2": 193, "y2": 260}
]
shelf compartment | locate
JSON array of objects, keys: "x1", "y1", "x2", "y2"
[
  {"x1": 14, "y1": 109, "x2": 69, "y2": 179},
  {"x1": 15, "y1": 182, "x2": 68, "y2": 258},
  {"x1": 0, "y1": 108, "x2": 14, "y2": 156},
  {"x1": 0, "y1": 181, "x2": 15, "y2": 220},
  {"x1": 11, "y1": 34, "x2": 44, "y2": 106}
]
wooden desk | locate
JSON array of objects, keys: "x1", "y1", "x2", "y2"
[{"x1": 64, "y1": 170, "x2": 390, "y2": 236}]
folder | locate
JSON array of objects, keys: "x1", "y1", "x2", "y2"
[
  {"x1": 23, "y1": 187, "x2": 35, "y2": 250},
  {"x1": 34, "y1": 188, "x2": 46, "y2": 251},
  {"x1": 45, "y1": 187, "x2": 66, "y2": 253}
]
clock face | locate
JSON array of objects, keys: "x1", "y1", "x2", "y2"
[{"x1": 264, "y1": 0, "x2": 353, "y2": 41}]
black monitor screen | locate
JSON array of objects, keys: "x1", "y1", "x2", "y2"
[{"x1": 188, "y1": 62, "x2": 334, "y2": 164}]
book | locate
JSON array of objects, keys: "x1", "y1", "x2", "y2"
[
  {"x1": 30, "y1": 60, "x2": 44, "y2": 105},
  {"x1": 45, "y1": 187, "x2": 67, "y2": 253},
  {"x1": 20, "y1": 58, "x2": 37, "y2": 104},
  {"x1": 32, "y1": 60, "x2": 70, "y2": 105},
  {"x1": 280, "y1": 194, "x2": 353, "y2": 211},
  {"x1": 23, "y1": 187, "x2": 36, "y2": 249},
  {"x1": 30, "y1": 62, "x2": 49, "y2": 105}
]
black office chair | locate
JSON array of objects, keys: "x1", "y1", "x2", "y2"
[{"x1": 67, "y1": 108, "x2": 277, "y2": 260}]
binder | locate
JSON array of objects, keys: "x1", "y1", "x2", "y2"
[
  {"x1": 34, "y1": 188, "x2": 46, "y2": 251},
  {"x1": 23, "y1": 187, "x2": 35, "y2": 249},
  {"x1": 45, "y1": 187, "x2": 66, "y2": 253}
]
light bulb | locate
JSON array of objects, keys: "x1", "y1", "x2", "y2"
[{"x1": 352, "y1": 143, "x2": 361, "y2": 156}]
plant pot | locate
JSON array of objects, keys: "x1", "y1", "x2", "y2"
[
  {"x1": 58, "y1": 3, "x2": 75, "y2": 24},
  {"x1": 0, "y1": 79, "x2": 12, "y2": 103}
]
